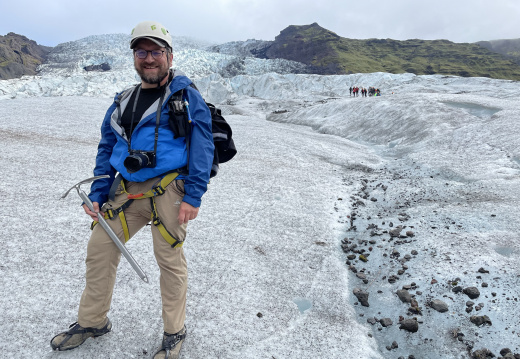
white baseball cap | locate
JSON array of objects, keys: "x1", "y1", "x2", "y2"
[{"x1": 130, "y1": 21, "x2": 172, "y2": 50}]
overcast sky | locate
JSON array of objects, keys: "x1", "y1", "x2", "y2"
[{"x1": 1, "y1": 0, "x2": 519, "y2": 47}]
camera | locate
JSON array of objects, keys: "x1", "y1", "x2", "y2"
[{"x1": 124, "y1": 150, "x2": 156, "y2": 173}]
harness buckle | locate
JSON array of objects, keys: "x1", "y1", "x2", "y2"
[
  {"x1": 152, "y1": 186, "x2": 165, "y2": 196},
  {"x1": 106, "y1": 209, "x2": 114, "y2": 219}
]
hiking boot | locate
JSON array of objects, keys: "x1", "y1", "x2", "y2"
[
  {"x1": 153, "y1": 326, "x2": 187, "y2": 359},
  {"x1": 50, "y1": 318, "x2": 112, "y2": 351}
]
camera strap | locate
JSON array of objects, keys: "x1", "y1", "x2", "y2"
[
  {"x1": 127, "y1": 84, "x2": 141, "y2": 153},
  {"x1": 154, "y1": 87, "x2": 166, "y2": 158}
]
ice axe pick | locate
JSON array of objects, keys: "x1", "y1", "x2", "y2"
[{"x1": 62, "y1": 175, "x2": 149, "y2": 283}]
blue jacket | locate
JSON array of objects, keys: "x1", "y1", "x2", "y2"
[{"x1": 88, "y1": 74, "x2": 214, "y2": 208}]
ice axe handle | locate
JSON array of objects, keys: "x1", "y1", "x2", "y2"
[{"x1": 75, "y1": 186, "x2": 149, "y2": 284}]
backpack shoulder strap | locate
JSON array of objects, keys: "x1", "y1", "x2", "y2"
[
  {"x1": 115, "y1": 84, "x2": 138, "y2": 104},
  {"x1": 167, "y1": 87, "x2": 191, "y2": 172},
  {"x1": 115, "y1": 84, "x2": 139, "y2": 124}
]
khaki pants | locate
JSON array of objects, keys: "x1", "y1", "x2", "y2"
[{"x1": 77, "y1": 178, "x2": 187, "y2": 334}]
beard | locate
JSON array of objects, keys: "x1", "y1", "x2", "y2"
[{"x1": 134, "y1": 60, "x2": 170, "y2": 86}]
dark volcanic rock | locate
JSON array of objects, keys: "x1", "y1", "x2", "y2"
[
  {"x1": 386, "y1": 341, "x2": 398, "y2": 350},
  {"x1": 397, "y1": 289, "x2": 412, "y2": 303},
  {"x1": 389, "y1": 226, "x2": 403, "y2": 237},
  {"x1": 356, "y1": 272, "x2": 367, "y2": 280},
  {"x1": 367, "y1": 317, "x2": 378, "y2": 325},
  {"x1": 388, "y1": 274, "x2": 400, "y2": 283},
  {"x1": 410, "y1": 298, "x2": 419, "y2": 308},
  {"x1": 500, "y1": 348, "x2": 512, "y2": 356},
  {"x1": 388, "y1": 274, "x2": 399, "y2": 284},
  {"x1": 83, "y1": 62, "x2": 111, "y2": 72},
  {"x1": 407, "y1": 305, "x2": 422, "y2": 315},
  {"x1": 470, "y1": 315, "x2": 492, "y2": 326},
  {"x1": 452, "y1": 286, "x2": 463, "y2": 293},
  {"x1": 353, "y1": 288, "x2": 370, "y2": 307},
  {"x1": 430, "y1": 299, "x2": 449, "y2": 313},
  {"x1": 380, "y1": 318, "x2": 393, "y2": 327},
  {"x1": 471, "y1": 348, "x2": 495, "y2": 358},
  {"x1": 399, "y1": 318, "x2": 419, "y2": 332},
  {"x1": 464, "y1": 287, "x2": 481, "y2": 299}
]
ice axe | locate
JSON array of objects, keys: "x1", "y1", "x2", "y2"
[{"x1": 62, "y1": 175, "x2": 149, "y2": 283}]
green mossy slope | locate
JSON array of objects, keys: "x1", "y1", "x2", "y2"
[{"x1": 266, "y1": 23, "x2": 520, "y2": 80}]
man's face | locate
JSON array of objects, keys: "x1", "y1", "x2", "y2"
[{"x1": 133, "y1": 39, "x2": 172, "y2": 88}]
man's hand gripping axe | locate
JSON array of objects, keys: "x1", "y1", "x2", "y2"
[{"x1": 62, "y1": 175, "x2": 149, "y2": 283}]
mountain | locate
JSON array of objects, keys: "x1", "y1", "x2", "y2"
[
  {"x1": 216, "y1": 23, "x2": 520, "y2": 80},
  {"x1": 476, "y1": 38, "x2": 520, "y2": 65},
  {"x1": 0, "y1": 33, "x2": 52, "y2": 80},
  {"x1": 3, "y1": 25, "x2": 520, "y2": 82},
  {"x1": 2, "y1": 24, "x2": 520, "y2": 92}
]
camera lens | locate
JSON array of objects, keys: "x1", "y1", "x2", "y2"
[{"x1": 124, "y1": 153, "x2": 150, "y2": 173}]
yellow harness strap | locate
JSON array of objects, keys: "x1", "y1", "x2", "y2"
[
  {"x1": 91, "y1": 172, "x2": 183, "y2": 247},
  {"x1": 91, "y1": 207, "x2": 132, "y2": 243},
  {"x1": 150, "y1": 197, "x2": 182, "y2": 248},
  {"x1": 118, "y1": 211, "x2": 130, "y2": 243},
  {"x1": 125, "y1": 172, "x2": 179, "y2": 199}
]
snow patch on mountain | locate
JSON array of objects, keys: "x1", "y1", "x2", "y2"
[{"x1": 206, "y1": 39, "x2": 273, "y2": 58}]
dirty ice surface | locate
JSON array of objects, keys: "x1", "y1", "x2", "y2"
[{"x1": 1, "y1": 72, "x2": 520, "y2": 359}]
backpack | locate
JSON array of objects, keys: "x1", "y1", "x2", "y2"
[{"x1": 168, "y1": 85, "x2": 236, "y2": 178}]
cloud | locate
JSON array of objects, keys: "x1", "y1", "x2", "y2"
[{"x1": 0, "y1": 0, "x2": 518, "y2": 47}]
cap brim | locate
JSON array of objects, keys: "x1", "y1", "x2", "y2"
[{"x1": 130, "y1": 36, "x2": 168, "y2": 49}]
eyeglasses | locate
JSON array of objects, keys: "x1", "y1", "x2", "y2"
[{"x1": 134, "y1": 49, "x2": 165, "y2": 59}]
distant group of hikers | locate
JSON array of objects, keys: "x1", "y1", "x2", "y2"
[{"x1": 349, "y1": 86, "x2": 381, "y2": 97}]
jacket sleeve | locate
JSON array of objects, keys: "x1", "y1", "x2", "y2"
[
  {"x1": 182, "y1": 87, "x2": 214, "y2": 207},
  {"x1": 88, "y1": 101, "x2": 118, "y2": 206}
]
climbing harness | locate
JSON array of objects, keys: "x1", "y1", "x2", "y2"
[{"x1": 91, "y1": 172, "x2": 184, "y2": 248}]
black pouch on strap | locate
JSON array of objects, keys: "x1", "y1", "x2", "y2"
[{"x1": 168, "y1": 90, "x2": 190, "y2": 139}]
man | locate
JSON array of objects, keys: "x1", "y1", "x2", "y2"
[{"x1": 50, "y1": 21, "x2": 214, "y2": 359}]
